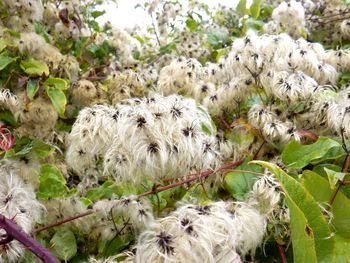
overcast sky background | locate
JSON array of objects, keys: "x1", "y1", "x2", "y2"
[{"x1": 97, "y1": 0, "x2": 239, "y2": 29}]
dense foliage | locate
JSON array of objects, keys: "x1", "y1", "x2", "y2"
[{"x1": 0, "y1": 0, "x2": 350, "y2": 262}]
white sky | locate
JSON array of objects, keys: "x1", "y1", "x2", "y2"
[{"x1": 98, "y1": 0, "x2": 238, "y2": 29}]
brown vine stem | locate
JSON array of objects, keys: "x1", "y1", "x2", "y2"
[
  {"x1": 0, "y1": 214, "x2": 60, "y2": 263},
  {"x1": 253, "y1": 141, "x2": 266, "y2": 160},
  {"x1": 33, "y1": 210, "x2": 94, "y2": 235},
  {"x1": 277, "y1": 243, "x2": 288, "y2": 263},
  {"x1": 327, "y1": 153, "x2": 350, "y2": 210},
  {"x1": 149, "y1": 5, "x2": 161, "y2": 47},
  {"x1": 219, "y1": 116, "x2": 231, "y2": 130},
  {"x1": 314, "y1": 16, "x2": 350, "y2": 28},
  {"x1": 138, "y1": 159, "x2": 244, "y2": 197},
  {"x1": 308, "y1": 9, "x2": 350, "y2": 21},
  {"x1": 327, "y1": 121, "x2": 350, "y2": 211},
  {"x1": 144, "y1": 160, "x2": 245, "y2": 195}
]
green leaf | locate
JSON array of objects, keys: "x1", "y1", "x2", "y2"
[
  {"x1": 50, "y1": 228, "x2": 77, "y2": 261},
  {"x1": 100, "y1": 234, "x2": 133, "y2": 257},
  {"x1": 4, "y1": 138, "x2": 32, "y2": 158},
  {"x1": 0, "y1": 110, "x2": 17, "y2": 127},
  {"x1": 224, "y1": 161, "x2": 261, "y2": 200},
  {"x1": 86, "y1": 180, "x2": 118, "y2": 202},
  {"x1": 206, "y1": 32, "x2": 221, "y2": 47},
  {"x1": 260, "y1": 5, "x2": 273, "y2": 19},
  {"x1": 311, "y1": 29, "x2": 329, "y2": 43},
  {"x1": 180, "y1": 183, "x2": 210, "y2": 204},
  {"x1": 340, "y1": 71, "x2": 350, "y2": 80},
  {"x1": 37, "y1": 164, "x2": 68, "y2": 199},
  {"x1": 45, "y1": 86, "x2": 66, "y2": 118},
  {"x1": 236, "y1": 0, "x2": 247, "y2": 16},
  {"x1": 87, "y1": 41, "x2": 113, "y2": 58},
  {"x1": 3, "y1": 149, "x2": 15, "y2": 158},
  {"x1": 91, "y1": 10, "x2": 106, "y2": 18},
  {"x1": 43, "y1": 78, "x2": 69, "y2": 118},
  {"x1": 134, "y1": 35, "x2": 145, "y2": 44},
  {"x1": 44, "y1": 77, "x2": 68, "y2": 90},
  {"x1": 201, "y1": 123, "x2": 213, "y2": 136},
  {"x1": 34, "y1": 21, "x2": 51, "y2": 43},
  {"x1": 88, "y1": 19, "x2": 100, "y2": 32},
  {"x1": 34, "y1": 21, "x2": 45, "y2": 35},
  {"x1": 55, "y1": 119, "x2": 72, "y2": 132},
  {"x1": 246, "y1": 18, "x2": 264, "y2": 31},
  {"x1": 250, "y1": 0, "x2": 261, "y2": 19},
  {"x1": 4, "y1": 145, "x2": 31, "y2": 158},
  {"x1": 282, "y1": 137, "x2": 343, "y2": 168},
  {"x1": 0, "y1": 38, "x2": 8, "y2": 52},
  {"x1": 299, "y1": 27, "x2": 308, "y2": 39},
  {"x1": 333, "y1": 235, "x2": 350, "y2": 263},
  {"x1": 186, "y1": 17, "x2": 198, "y2": 32},
  {"x1": 228, "y1": 124, "x2": 255, "y2": 146},
  {"x1": 32, "y1": 139, "x2": 55, "y2": 159},
  {"x1": 214, "y1": 47, "x2": 230, "y2": 62},
  {"x1": 324, "y1": 167, "x2": 347, "y2": 189},
  {"x1": 302, "y1": 170, "x2": 350, "y2": 239},
  {"x1": 159, "y1": 42, "x2": 176, "y2": 54},
  {"x1": 312, "y1": 145, "x2": 345, "y2": 164},
  {"x1": 26, "y1": 79, "x2": 39, "y2": 101},
  {"x1": 0, "y1": 51, "x2": 17, "y2": 71},
  {"x1": 79, "y1": 197, "x2": 92, "y2": 207},
  {"x1": 4, "y1": 28, "x2": 20, "y2": 38},
  {"x1": 252, "y1": 161, "x2": 334, "y2": 263},
  {"x1": 73, "y1": 37, "x2": 89, "y2": 58},
  {"x1": 20, "y1": 58, "x2": 49, "y2": 76},
  {"x1": 132, "y1": 50, "x2": 140, "y2": 60}
]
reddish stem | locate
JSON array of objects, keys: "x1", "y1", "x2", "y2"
[
  {"x1": 33, "y1": 210, "x2": 94, "y2": 235},
  {"x1": 0, "y1": 214, "x2": 60, "y2": 263},
  {"x1": 219, "y1": 117, "x2": 231, "y2": 130},
  {"x1": 138, "y1": 159, "x2": 244, "y2": 197},
  {"x1": 253, "y1": 141, "x2": 266, "y2": 160},
  {"x1": 327, "y1": 153, "x2": 350, "y2": 210},
  {"x1": 277, "y1": 243, "x2": 288, "y2": 263}
]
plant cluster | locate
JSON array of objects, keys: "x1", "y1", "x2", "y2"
[{"x1": 0, "y1": 0, "x2": 350, "y2": 262}]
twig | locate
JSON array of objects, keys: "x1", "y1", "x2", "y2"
[
  {"x1": 150, "y1": 11, "x2": 161, "y2": 46},
  {"x1": 277, "y1": 243, "x2": 288, "y2": 263},
  {"x1": 219, "y1": 116, "x2": 231, "y2": 130},
  {"x1": 308, "y1": 9, "x2": 350, "y2": 21},
  {"x1": 253, "y1": 141, "x2": 266, "y2": 160},
  {"x1": 327, "y1": 153, "x2": 350, "y2": 210},
  {"x1": 138, "y1": 159, "x2": 244, "y2": 197},
  {"x1": 2, "y1": 72, "x2": 13, "y2": 89},
  {"x1": 0, "y1": 214, "x2": 60, "y2": 263},
  {"x1": 314, "y1": 16, "x2": 350, "y2": 28},
  {"x1": 327, "y1": 122, "x2": 350, "y2": 210},
  {"x1": 33, "y1": 210, "x2": 94, "y2": 235},
  {"x1": 229, "y1": 117, "x2": 243, "y2": 128}
]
